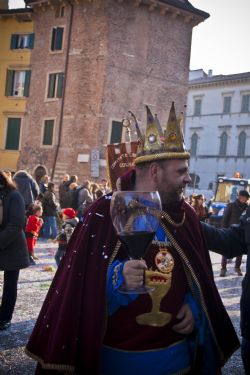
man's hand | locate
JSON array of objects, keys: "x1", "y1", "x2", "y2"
[
  {"x1": 122, "y1": 259, "x2": 147, "y2": 290},
  {"x1": 172, "y1": 303, "x2": 195, "y2": 335}
]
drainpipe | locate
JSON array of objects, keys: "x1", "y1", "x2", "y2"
[{"x1": 51, "y1": 0, "x2": 74, "y2": 180}]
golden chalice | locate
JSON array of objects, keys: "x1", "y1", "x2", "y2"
[{"x1": 136, "y1": 248, "x2": 174, "y2": 327}]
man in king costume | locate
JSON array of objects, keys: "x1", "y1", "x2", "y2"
[{"x1": 26, "y1": 103, "x2": 239, "y2": 375}]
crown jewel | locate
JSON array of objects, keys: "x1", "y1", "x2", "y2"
[{"x1": 134, "y1": 102, "x2": 190, "y2": 165}]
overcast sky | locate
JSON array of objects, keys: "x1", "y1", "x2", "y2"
[{"x1": 9, "y1": 0, "x2": 250, "y2": 76}]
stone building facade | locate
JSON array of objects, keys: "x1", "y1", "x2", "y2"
[
  {"x1": 20, "y1": 0, "x2": 208, "y2": 183},
  {"x1": 185, "y1": 69, "x2": 250, "y2": 190},
  {"x1": 0, "y1": 3, "x2": 33, "y2": 172}
]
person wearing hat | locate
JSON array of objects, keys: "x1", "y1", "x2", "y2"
[
  {"x1": 26, "y1": 104, "x2": 239, "y2": 374},
  {"x1": 220, "y1": 189, "x2": 249, "y2": 277},
  {"x1": 54, "y1": 208, "x2": 79, "y2": 266}
]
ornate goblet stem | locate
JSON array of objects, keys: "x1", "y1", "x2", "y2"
[{"x1": 136, "y1": 271, "x2": 172, "y2": 327}]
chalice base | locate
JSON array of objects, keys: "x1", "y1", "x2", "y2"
[{"x1": 136, "y1": 311, "x2": 171, "y2": 327}]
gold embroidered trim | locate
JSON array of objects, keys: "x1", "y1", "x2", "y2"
[
  {"x1": 24, "y1": 348, "x2": 75, "y2": 373},
  {"x1": 135, "y1": 151, "x2": 190, "y2": 165},
  {"x1": 161, "y1": 210, "x2": 185, "y2": 228}
]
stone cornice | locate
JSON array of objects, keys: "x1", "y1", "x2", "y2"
[
  {"x1": 189, "y1": 77, "x2": 250, "y2": 89},
  {"x1": 0, "y1": 8, "x2": 33, "y2": 20},
  {"x1": 25, "y1": 0, "x2": 208, "y2": 25}
]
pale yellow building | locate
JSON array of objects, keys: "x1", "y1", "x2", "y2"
[{"x1": 0, "y1": 2, "x2": 33, "y2": 172}]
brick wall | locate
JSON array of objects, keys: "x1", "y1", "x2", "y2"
[{"x1": 19, "y1": 0, "x2": 195, "y2": 184}]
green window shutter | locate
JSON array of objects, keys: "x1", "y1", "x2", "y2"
[
  {"x1": 23, "y1": 70, "x2": 31, "y2": 97},
  {"x1": 5, "y1": 70, "x2": 14, "y2": 96},
  {"x1": 51, "y1": 28, "x2": 56, "y2": 50},
  {"x1": 10, "y1": 34, "x2": 18, "y2": 49},
  {"x1": 5, "y1": 118, "x2": 21, "y2": 150},
  {"x1": 28, "y1": 33, "x2": 35, "y2": 49},
  {"x1": 55, "y1": 27, "x2": 63, "y2": 50},
  {"x1": 43, "y1": 120, "x2": 54, "y2": 145},
  {"x1": 110, "y1": 121, "x2": 123, "y2": 144},
  {"x1": 47, "y1": 73, "x2": 56, "y2": 98},
  {"x1": 56, "y1": 73, "x2": 64, "y2": 98}
]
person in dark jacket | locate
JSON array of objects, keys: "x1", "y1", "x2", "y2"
[
  {"x1": 202, "y1": 210, "x2": 250, "y2": 374},
  {"x1": 13, "y1": 170, "x2": 40, "y2": 210},
  {"x1": 58, "y1": 174, "x2": 70, "y2": 209},
  {"x1": 0, "y1": 171, "x2": 30, "y2": 330},
  {"x1": 42, "y1": 182, "x2": 58, "y2": 240},
  {"x1": 220, "y1": 189, "x2": 249, "y2": 276}
]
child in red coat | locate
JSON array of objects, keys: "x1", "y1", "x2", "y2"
[{"x1": 25, "y1": 204, "x2": 43, "y2": 265}]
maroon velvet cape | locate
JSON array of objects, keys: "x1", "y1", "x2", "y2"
[{"x1": 26, "y1": 172, "x2": 240, "y2": 374}]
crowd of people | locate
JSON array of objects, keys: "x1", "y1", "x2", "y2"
[
  {"x1": 0, "y1": 104, "x2": 249, "y2": 374},
  {"x1": 0, "y1": 170, "x2": 111, "y2": 333}
]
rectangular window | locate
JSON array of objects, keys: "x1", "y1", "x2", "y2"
[
  {"x1": 5, "y1": 118, "x2": 21, "y2": 150},
  {"x1": 5, "y1": 70, "x2": 31, "y2": 97},
  {"x1": 241, "y1": 94, "x2": 250, "y2": 113},
  {"x1": 51, "y1": 27, "x2": 64, "y2": 51},
  {"x1": 43, "y1": 119, "x2": 54, "y2": 145},
  {"x1": 10, "y1": 33, "x2": 35, "y2": 49},
  {"x1": 110, "y1": 121, "x2": 123, "y2": 144},
  {"x1": 47, "y1": 72, "x2": 64, "y2": 98},
  {"x1": 193, "y1": 99, "x2": 202, "y2": 116},
  {"x1": 223, "y1": 96, "x2": 231, "y2": 114}
]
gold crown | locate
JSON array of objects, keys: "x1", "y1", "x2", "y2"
[{"x1": 134, "y1": 102, "x2": 190, "y2": 165}]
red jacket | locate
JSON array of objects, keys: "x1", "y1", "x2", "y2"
[{"x1": 25, "y1": 215, "x2": 42, "y2": 237}]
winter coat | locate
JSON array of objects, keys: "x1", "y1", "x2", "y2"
[
  {"x1": 13, "y1": 170, "x2": 39, "y2": 207},
  {"x1": 222, "y1": 199, "x2": 248, "y2": 227},
  {"x1": 58, "y1": 181, "x2": 70, "y2": 208},
  {"x1": 0, "y1": 188, "x2": 30, "y2": 271},
  {"x1": 241, "y1": 206, "x2": 250, "y2": 340},
  {"x1": 42, "y1": 191, "x2": 58, "y2": 217}
]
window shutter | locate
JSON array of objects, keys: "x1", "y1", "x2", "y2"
[
  {"x1": 28, "y1": 33, "x2": 35, "y2": 49},
  {"x1": 5, "y1": 118, "x2": 21, "y2": 150},
  {"x1": 56, "y1": 73, "x2": 64, "y2": 98},
  {"x1": 23, "y1": 70, "x2": 31, "y2": 97},
  {"x1": 110, "y1": 121, "x2": 123, "y2": 144},
  {"x1": 47, "y1": 73, "x2": 56, "y2": 98},
  {"x1": 51, "y1": 27, "x2": 56, "y2": 50},
  {"x1": 10, "y1": 34, "x2": 18, "y2": 49},
  {"x1": 5, "y1": 70, "x2": 14, "y2": 96},
  {"x1": 237, "y1": 131, "x2": 246, "y2": 157},
  {"x1": 241, "y1": 95, "x2": 250, "y2": 113},
  {"x1": 191, "y1": 133, "x2": 198, "y2": 156},
  {"x1": 43, "y1": 120, "x2": 54, "y2": 145},
  {"x1": 55, "y1": 27, "x2": 63, "y2": 50},
  {"x1": 219, "y1": 132, "x2": 227, "y2": 157}
]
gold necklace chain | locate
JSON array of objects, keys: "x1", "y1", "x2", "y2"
[{"x1": 161, "y1": 210, "x2": 185, "y2": 228}]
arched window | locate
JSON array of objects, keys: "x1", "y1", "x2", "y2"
[
  {"x1": 219, "y1": 132, "x2": 228, "y2": 157},
  {"x1": 237, "y1": 131, "x2": 246, "y2": 157},
  {"x1": 190, "y1": 133, "x2": 198, "y2": 156}
]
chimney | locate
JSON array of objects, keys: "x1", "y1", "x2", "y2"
[
  {"x1": 208, "y1": 69, "x2": 213, "y2": 77},
  {"x1": 0, "y1": 0, "x2": 8, "y2": 9}
]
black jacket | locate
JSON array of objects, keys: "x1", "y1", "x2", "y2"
[
  {"x1": 0, "y1": 188, "x2": 30, "y2": 271},
  {"x1": 202, "y1": 209, "x2": 250, "y2": 340},
  {"x1": 42, "y1": 191, "x2": 58, "y2": 217}
]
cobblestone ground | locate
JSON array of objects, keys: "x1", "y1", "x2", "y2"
[{"x1": 0, "y1": 241, "x2": 246, "y2": 374}]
